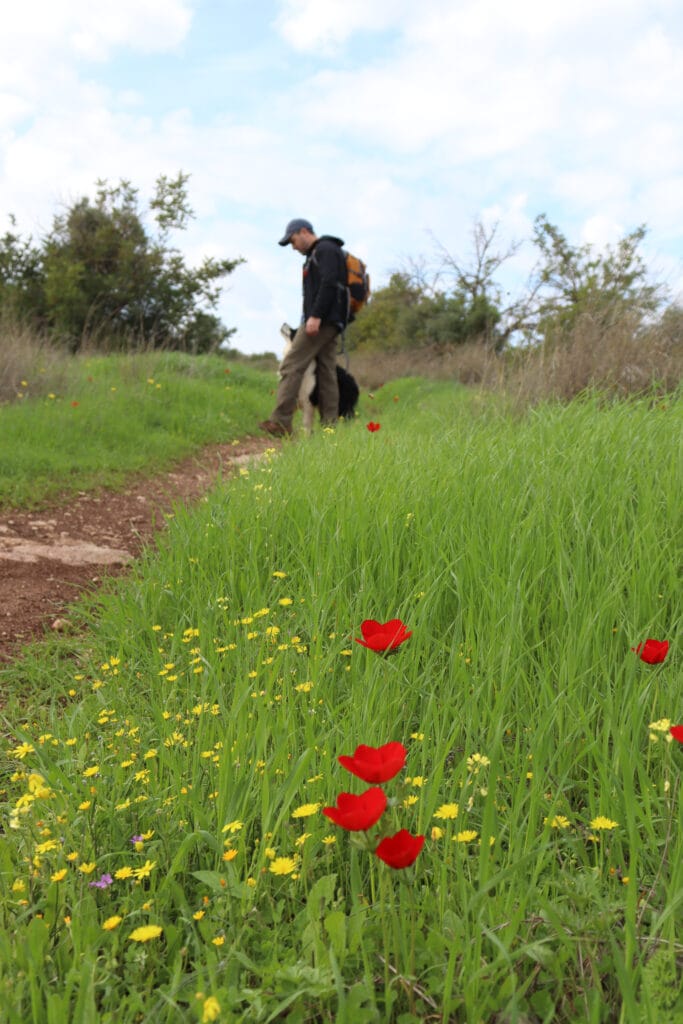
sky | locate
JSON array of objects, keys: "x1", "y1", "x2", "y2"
[{"x1": 1, "y1": 0, "x2": 682, "y2": 355}]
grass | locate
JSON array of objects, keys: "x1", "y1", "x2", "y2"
[
  {"x1": 0, "y1": 378, "x2": 682, "y2": 1022},
  {"x1": 0, "y1": 351, "x2": 275, "y2": 507}
]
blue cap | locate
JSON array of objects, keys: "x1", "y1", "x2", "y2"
[{"x1": 278, "y1": 218, "x2": 314, "y2": 246}]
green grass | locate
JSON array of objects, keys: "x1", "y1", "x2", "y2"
[
  {"x1": 0, "y1": 351, "x2": 275, "y2": 507},
  {"x1": 1, "y1": 379, "x2": 681, "y2": 1023}
]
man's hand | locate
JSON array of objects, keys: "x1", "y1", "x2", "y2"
[{"x1": 305, "y1": 316, "x2": 321, "y2": 336}]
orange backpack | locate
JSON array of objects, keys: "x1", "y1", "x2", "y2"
[{"x1": 344, "y1": 250, "x2": 370, "y2": 319}]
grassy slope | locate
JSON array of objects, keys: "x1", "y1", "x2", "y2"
[
  {"x1": 1, "y1": 378, "x2": 681, "y2": 1022},
  {"x1": 0, "y1": 352, "x2": 275, "y2": 508}
]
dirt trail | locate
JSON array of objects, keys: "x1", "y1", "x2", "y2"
[{"x1": 0, "y1": 437, "x2": 276, "y2": 663}]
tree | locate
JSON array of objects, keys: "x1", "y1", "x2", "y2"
[
  {"x1": 529, "y1": 216, "x2": 662, "y2": 343},
  {"x1": 347, "y1": 273, "x2": 422, "y2": 350},
  {"x1": 0, "y1": 216, "x2": 46, "y2": 322},
  {"x1": 348, "y1": 257, "x2": 503, "y2": 353},
  {"x1": 1, "y1": 174, "x2": 243, "y2": 352}
]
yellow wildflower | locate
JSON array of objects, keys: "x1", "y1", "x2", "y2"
[
  {"x1": 292, "y1": 802, "x2": 320, "y2": 818},
  {"x1": 129, "y1": 925, "x2": 163, "y2": 942},
  {"x1": 269, "y1": 857, "x2": 297, "y2": 876},
  {"x1": 453, "y1": 830, "x2": 479, "y2": 843},
  {"x1": 35, "y1": 839, "x2": 59, "y2": 854},
  {"x1": 10, "y1": 743, "x2": 35, "y2": 760},
  {"x1": 202, "y1": 996, "x2": 221, "y2": 1023},
  {"x1": 466, "y1": 753, "x2": 491, "y2": 772},
  {"x1": 545, "y1": 815, "x2": 571, "y2": 829},
  {"x1": 434, "y1": 803, "x2": 459, "y2": 820},
  {"x1": 590, "y1": 816, "x2": 618, "y2": 830},
  {"x1": 133, "y1": 860, "x2": 157, "y2": 880}
]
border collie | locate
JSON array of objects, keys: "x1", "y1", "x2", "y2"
[{"x1": 280, "y1": 323, "x2": 359, "y2": 434}]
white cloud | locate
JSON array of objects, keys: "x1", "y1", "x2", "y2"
[
  {"x1": 273, "y1": 0, "x2": 411, "y2": 53},
  {"x1": 0, "y1": 0, "x2": 193, "y2": 63},
  {"x1": 1, "y1": 0, "x2": 682, "y2": 352}
]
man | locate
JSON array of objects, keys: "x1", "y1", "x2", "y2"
[{"x1": 259, "y1": 218, "x2": 347, "y2": 437}]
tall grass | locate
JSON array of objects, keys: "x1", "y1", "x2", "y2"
[
  {"x1": 1, "y1": 382, "x2": 681, "y2": 1022},
  {"x1": 0, "y1": 351, "x2": 274, "y2": 507},
  {"x1": 349, "y1": 312, "x2": 683, "y2": 404}
]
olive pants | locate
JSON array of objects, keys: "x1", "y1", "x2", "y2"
[{"x1": 270, "y1": 322, "x2": 340, "y2": 430}]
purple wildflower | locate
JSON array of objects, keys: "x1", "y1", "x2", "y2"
[{"x1": 89, "y1": 873, "x2": 113, "y2": 889}]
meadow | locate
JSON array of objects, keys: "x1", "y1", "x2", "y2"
[
  {"x1": 0, "y1": 351, "x2": 273, "y2": 507},
  {"x1": 0, "y1": 362, "x2": 681, "y2": 1023}
]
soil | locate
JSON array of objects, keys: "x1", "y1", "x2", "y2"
[{"x1": 0, "y1": 436, "x2": 277, "y2": 663}]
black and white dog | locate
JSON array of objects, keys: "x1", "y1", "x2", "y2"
[{"x1": 280, "y1": 323, "x2": 359, "y2": 434}]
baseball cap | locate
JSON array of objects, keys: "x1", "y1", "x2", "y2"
[{"x1": 278, "y1": 218, "x2": 314, "y2": 246}]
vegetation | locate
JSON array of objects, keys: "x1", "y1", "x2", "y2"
[
  {"x1": 0, "y1": 352, "x2": 273, "y2": 507},
  {"x1": 1, "y1": 379, "x2": 681, "y2": 1022},
  {"x1": 348, "y1": 217, "x2": 674, "y2": 356},
  {"x1": 0, "y1": 174, "x2": 242, "y2": 353}
]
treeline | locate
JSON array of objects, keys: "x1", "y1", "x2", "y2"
[
  {"x1": 0, "y1": 173, "x2": 242, "y2": 353},
  {"x1": 348, "y1": 216, "x2": 681, "y2": 353}
]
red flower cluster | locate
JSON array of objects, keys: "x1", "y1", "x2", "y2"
[
  {"x1": 355, "y1": 618, "x2": 412, "y2": 653},
  {"x1": 339, "y1": 741, "x2": 407, "y2": 782},
  {"x1": 671, "y1": 725, "x2": 683, "y2": 744},
  {"x1": 375, "y1": 830, "x2": 425, "y2": 869},
  {"x1": 632, "y1": 638, "x2": 669, "y2": 664},
  {"x1": 322, "y1": 788, "x2": 387, "y2": 830},
  {"x1": 366, "y1": 421, "x2": 381, "y2": 432},
  {"x1": 322, "y1": 741, "x2": 424, "y2": 870}
]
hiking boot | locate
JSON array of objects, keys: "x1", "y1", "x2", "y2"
[{"x1": 259, "y1": 419, "x2": 292, "y2": 438}]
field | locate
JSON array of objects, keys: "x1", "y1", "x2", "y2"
[{"x1": 1, "y1": 356, "x2": 681, "y2": 1023}]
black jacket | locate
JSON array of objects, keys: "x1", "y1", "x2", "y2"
[{"x1": 303, "y1": 235, "x2": 347, "y2": 328}]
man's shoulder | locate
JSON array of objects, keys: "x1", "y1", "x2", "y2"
[{"x1": 313, "y1": 235, "x2": 345, "y2": 253}]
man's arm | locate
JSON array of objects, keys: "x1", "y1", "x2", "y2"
[{"x1": 310, "y1": 242, "x2": 342, "y2": 322}]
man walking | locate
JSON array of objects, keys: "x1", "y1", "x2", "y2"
[{"x1": 259, "y1": 218, "x2": 346, "y2": 437}]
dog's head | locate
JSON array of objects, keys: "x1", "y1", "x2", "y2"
[{"x1": 278, "y1": 324, "x2": 296, "y2": 378}]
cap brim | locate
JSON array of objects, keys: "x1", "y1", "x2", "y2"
[{"x1": 278, "y1": 235, "x2": 291, "y2": 246}]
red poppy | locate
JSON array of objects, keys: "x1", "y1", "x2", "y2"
[
  {"x1": 322, "y1": 787, "x2": 387, "y2": 831},
  {"x1": 71, "y1": 401, "x2": 79, "y2": 407},
  {"x1": 338, "y1": 741, "x2": 407, "y2": 783},
  {"x1": 671, "y1": 725, "x2": 683, "y2": 744},
  {"x1": 631, "y1": 639, "x2": 669, "y2": 664},
  {"x1": 354, "y1": 618, "x2": 412, "y2": 653},
  {"x1": 366, "y1": 421, "x2": 381, "y2": 432},
  {"x1": 375, "y1": 829, "x2": 425, "y2": 869}
]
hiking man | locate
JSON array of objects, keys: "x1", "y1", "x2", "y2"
[{"x1": 259, "y1": 218, "x2": 347, "y2": 437}]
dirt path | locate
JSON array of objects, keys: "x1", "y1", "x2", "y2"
[{"x1": 0, "y1": 437, "x2": 277, "y2": 663}]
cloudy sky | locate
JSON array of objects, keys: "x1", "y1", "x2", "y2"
[{"x1": 1, "y1": 0, "x2": 682, "y2": 354}]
